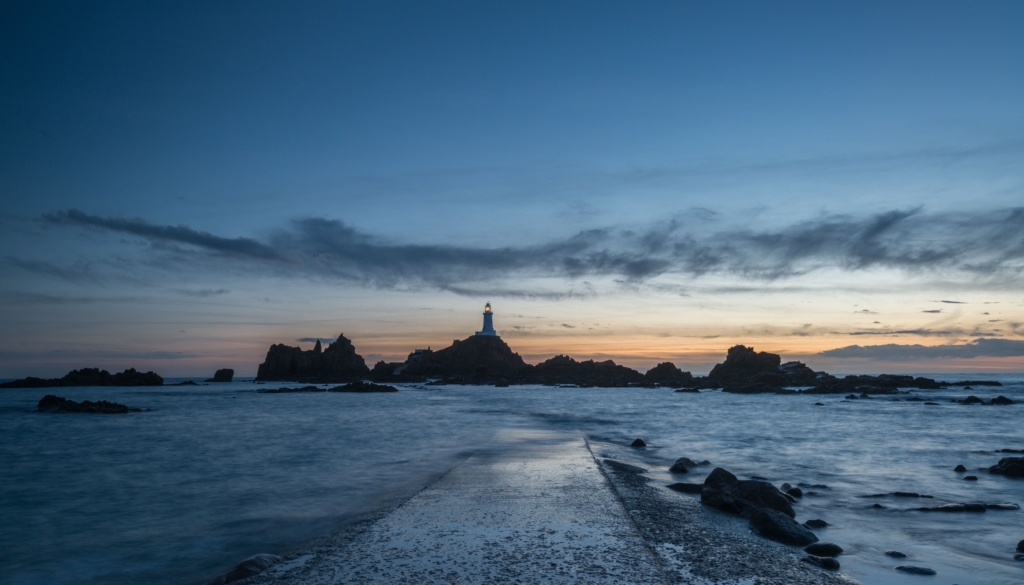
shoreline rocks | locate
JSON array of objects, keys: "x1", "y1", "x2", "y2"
[{"x1": 701, "y1": 467, "x2": 795, "y2": 518}]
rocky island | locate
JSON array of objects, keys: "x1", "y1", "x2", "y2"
[
  {"x1": 256, "y1": 334, "x2": 370, "y2": 383},
  {"x1": 1, "y1": 367, "x2": 163, "y2": 389}
]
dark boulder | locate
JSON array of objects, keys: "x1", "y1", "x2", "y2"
[
  {"x1": 804, "y1": 518, "x2": 829, "y2": 529},
  {"x1": 896, "y1": 566, "x2": 936, "y2": 576},
  {"x1": 960, "y1": 395, "x2": 984, "y2": 404},
  {"x1": 964, "y1": 475, "x2": 978, "y2": 481},
  {"x1": 701, "y1": 467, "x2": 795, "y2": 518},
  {"x1": 206, "y1": 369, "x2": 234, "y2": 383},
  {"x1": 885, "y1": 551, "x2": 907, "y2": 558},
  {"x1": 631, "y1": 438, "x2": 647, "y2": 447},
  {"x1": 36, "y1": 394, "x2": 139, "y2": 414},
  {"x1": 805, "y1": 543, "x2": 843, "y2": 557},
  {"x1": 954, "y1": 464, "x2": 967, "y2": 472},
  {"x1": 988, "y1": 457, "x2": 1024, "y2": 478},
  {"x1": 801, "y1": 555, "x2": 840, "y2": 570},
  {"x1": 1017, "y1": 539, "x2": 1024, "y2": 553},
  {"x1": 748, "y1": 508, "x2": 818, "y2": 545},
  {"x1": 669, "y1": 457, "x2": 698, "y2": 473},
  {"x1": 992, "y1": 395, "x2": 1014, "y2": 405}
]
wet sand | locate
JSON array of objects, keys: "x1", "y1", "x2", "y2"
[{"x1": 243, "y1": 431, "x2": 850, "y2": 584}]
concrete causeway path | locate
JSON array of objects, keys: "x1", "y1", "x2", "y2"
[{"x1": 247, "y1": 430, "x2": 669, "y2": 584}]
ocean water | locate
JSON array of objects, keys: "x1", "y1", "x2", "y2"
[{"x1": 1, "y1": 376, "x2": 1022, "y2": 585}]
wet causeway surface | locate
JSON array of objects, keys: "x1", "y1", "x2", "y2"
[{"x1": 247, "y1": 431, "x2": 848, "y2": 584}]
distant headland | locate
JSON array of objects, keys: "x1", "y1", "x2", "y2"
[
  {"x1": 1, "y1": 303, "x2": 1007, "y2": 393},
  {"x1": 253, "y1": 303, "x2": 1003, "y2": 394}
]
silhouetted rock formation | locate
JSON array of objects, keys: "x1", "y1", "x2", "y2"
[
  {"x1": 644, "y1": 362, "x2": 694, "y2": 387},
  {"x1": 520, "y1": 355, "x2": 646, "y2": 387},
  {"x1": 709, "y1": 345, "x2": 782, "y2": 388},
  {"x1": 255, "y1": 334, "x2": 369, "y2": 383},
  {"x1": 393, "y1": 335, "x2": 528, "y2": 384},
  {"x1": 36, "y1": 394, "x2": 140, "y2": 413},
  {"x1": 207, "y1": 369, "x2": 234, "y2": 382},
  {"x1": 1, "y1": 368, "x2": 163, "y2": 388}
]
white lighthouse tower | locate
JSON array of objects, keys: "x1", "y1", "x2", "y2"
[{"x1": 475, "y1": 302, "x2": 498, "y2": 336}]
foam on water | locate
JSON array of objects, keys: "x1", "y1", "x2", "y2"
[{"x1": 1, "y1": 375, "x2": 1022, "y2": 584}]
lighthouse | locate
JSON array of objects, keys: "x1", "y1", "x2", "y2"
[{"x1": 476, "y1": 302, "x2": 498, "y2": 336}]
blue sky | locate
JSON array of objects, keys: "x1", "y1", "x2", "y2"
[{"x1": 2, "y1": 1, "x2": 1023, "y2": 377}]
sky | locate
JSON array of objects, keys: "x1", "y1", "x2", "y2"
[{"x1": 1, "y1": 0, "x2": 1023, "y2": 378}]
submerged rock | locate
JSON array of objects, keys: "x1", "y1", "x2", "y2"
[
  {"x1": 896, "y1": 565, "x2": 937, "y2": 575},
  {"x1": 801, "y1": 555, "x2": 840, "y2": 570},
  {"x1": 885, "y1": 551, "x2": 907, "y2": 558},
  {"x1": 630, "y1": 438, "x2": 647, "y2": 447},
  {"x1": 328, "y1": 381, "x2": 398, "y2": 393},
  {"x1": 666, "y1": 482, "x2": 703, "y2": 494},
  {"x1": 992, "y1": 395, "x2": 1014, "y2": 405},
  {"x1": 748, "y1": 508, "x2": 818, "y2": 545},
  {"x1": 36, "y1": 394, "x2": 139, "y2": 414},
  {"x1": 804, "y1": 518, "x2": 829, "y2": 529},
  {"x1": 805, "y1": 543, "x2": 843, "y2": 557},
  {"x1": 208, "y1": 553, "x2": 282, "y2": 584},
  {"x1": 669, "y1": 457, "x2": 698, "y2": 473},
  {"x1": 1017, "y1": 539, "x2": 1024, "y2": 553},
  {"x1": 954, "y1": 464, "x2": 967, "y2": 472}
]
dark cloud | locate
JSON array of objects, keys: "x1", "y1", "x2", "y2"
[
  {"x1": 44, "y1": 209, "x2": 280, "y2": 260},
  {"x1": 847, "y1": 328, "x2": 958, "y2": 337},
  {"x1": 176, "y1": 288, "x2": 229, "y2": 297},
  {"x1": 561, "y1": 323, "x2": 575, "y2": 329},
  {"x1": 922, "y1": 309, "x2": 942, "y2": 313},
  {"x1": 41, "y1": 206, "x2": 1024, "y2": 293},
  {"x1": 940, "y1": 300, "x2": 967, "y2": 304},
  {"x1": 820, "y1": 338, "x2": 1024, "y2": 359}
]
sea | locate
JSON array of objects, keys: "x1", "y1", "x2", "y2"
[{"x1": 1, "y1": 375, "x2": 1022, "y2": 585}]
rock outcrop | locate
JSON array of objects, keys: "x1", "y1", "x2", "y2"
[
  {"x1": 207, "y1": 369, "x2": 234, "y2": 382},
  {"x1": 520, "y1": 355, "x2": 645, "y2": 387},
  {"x1": 36, "y1": 394, "x2": 140, "y2": 414},
  {"x1": 395, "y1": 335, "x2": 528, "y2": 383},
  {"x1": 1, "y1": 368, "x2": 163, "y2": 388},
  {"x1": 644, "y1": 362, "x2": 694, "y2": 387},
  {"x1": 255, "y1": 334, "x2": 369, "y2": 383},
  {"x1": 988, "y1": 457, "x2": 1024, "y2": 478}
]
